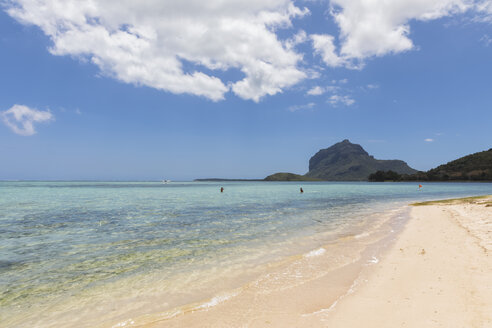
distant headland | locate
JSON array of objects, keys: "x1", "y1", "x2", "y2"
[
  {"x1": 195, "y1": 140, "x2": 492, "y2": 182},
  {"x1": 266, "y1": 139, "x2": 416, "y2": 181}
]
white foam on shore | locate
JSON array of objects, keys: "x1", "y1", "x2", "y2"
[
  {"x1": 112, "y1": 319, "x2": 135, "y2": 327},
  {"x1": 304, "y1": 248, "x2": 326, "y2": 258},
  {"x1": 195, "y1": 290, "x2": 240, "y2": 311},
  {"x1": 130, "y1": 290, "x2": 241, "y2": 325},
  {"x1": 354, "y1": 231, "x2": 370, "y2": 239}
]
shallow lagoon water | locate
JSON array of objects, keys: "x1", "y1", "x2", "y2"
[{"x1": 1, "y1": 181, "x2": 491, "y2": 327}]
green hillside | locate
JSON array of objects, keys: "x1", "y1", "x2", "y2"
[
  {"x1": 407, "y1": 148, "x2": 492, "y2": 181},
  {"x1": 369, "y1": 148, "x2": 492, "y2": 181}
]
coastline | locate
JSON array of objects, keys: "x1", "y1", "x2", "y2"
[
  {"x1": 124, "y1": 195, "x2": 491, "y2": 328},
  {"x1": 108, "y1": 204, "x2": 410, "y2": 327}
]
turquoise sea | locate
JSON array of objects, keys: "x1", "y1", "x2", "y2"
[{"x1": 1, "y1": 181, "x2": 491, "y2": 327}]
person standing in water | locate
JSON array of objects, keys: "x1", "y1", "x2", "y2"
[
  {"x1": 220, "y1": 187, "x2": 224, "y2": 193},
  {"x1": 300, "y1": 187, "x2": 304, "y2": 193}
]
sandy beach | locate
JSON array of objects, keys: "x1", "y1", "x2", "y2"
[
  {"x1": 138, "y1": 195, "x2": 492, "y2": 328},
  {"x1": 324, "y1": 196, "x2": 492, "y2": 328}
]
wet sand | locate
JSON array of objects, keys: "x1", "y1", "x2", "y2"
[{"x1": 132, "y1": 195, "x2": 492, "y2": 328}]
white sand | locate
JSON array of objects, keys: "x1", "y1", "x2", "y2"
[{"x1": 323, "y1": 197, "x2": 492, "y2": 328}]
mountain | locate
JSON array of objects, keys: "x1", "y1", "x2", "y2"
[
  {"x1": 263, "y1": 139, "x2": 417, "y2": 181},
  {"x1": 304, "y1": 140, "x2": 417, "y2": 181},
  {"x1": 406, "y1": 148, "x2": 492, "y2": 181}
]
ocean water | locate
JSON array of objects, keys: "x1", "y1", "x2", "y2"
[{"x1": 1, "y1": 181, "x2": 491, "y2": 327}]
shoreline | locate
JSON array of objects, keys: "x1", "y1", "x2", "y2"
[
  {"x1": 123, "y1": 195, "x2": 491, "y2": 328},
  {"x1": 107, "y1": 205, "x2": 411, "y2": 327}
]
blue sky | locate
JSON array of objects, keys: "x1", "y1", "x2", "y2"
[{"x1": 1, "y1": 0, "x2": 491, "y2": 180}]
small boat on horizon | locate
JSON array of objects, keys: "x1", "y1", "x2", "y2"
[{"x1": 162, "y1": 179, "x2": 171, "y2": 184}]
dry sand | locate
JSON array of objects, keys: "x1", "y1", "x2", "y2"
[
  {"x1": 323, "y1": 196, "x2": 492, "y2": 328},
  {"x1": 138, "y1": 196, "x2": 491, "y2": 328}
]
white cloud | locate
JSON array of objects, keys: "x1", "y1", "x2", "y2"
[
  {"x1": 424, "y1": 138, "x2": 434, "y2": 142},
  {"x1": 306, "y1": 86, "x2": 325, "y2": 95},
  {"x1": 366, "y1": 84, "x2": 379, "y2": 89},
  {"x1": 305, "y1": 69, "x2": 322, "y2": 80},
  {"x1": 311, "y1": 0, "x2": 475, "y2": 68},
  {"x1": 306, "y1": 84, "x2": 342, "y2": 96},
  {"x1": 311, "y1": 1, "x2": 492, "y2": 68},
  {"x1": 6, "y1": 0, "x2": 309, "y2": 102},
  {"x1": 7, "y1": 0, "x2": 492, "y2": 103},
  {"x1": 1, "y1": 104, "x2": 53, "y2": 136},
  {"x1": 328, "y1": 94, "x2": 355, "y2": 106},
  {"x1": 286, "y1": 30, "x2": 308, "y2": 49},
  {"x1": 288, "y1": 102, "x2": 315, "y2": 112},
  {"x1": 311, "y1": 33, "x2": 345, "y2": 67},
  {"x1": 329, "y1": 0, "x2": 471, "y2": 61},
  {"x1": 473, "y1": 1, "x2": 492, "y2": 21}
]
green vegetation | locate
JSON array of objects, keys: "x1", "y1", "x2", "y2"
[
  {"x1": 408, "y1": 149, "x2": 492, "y2": 181},
  {"x1": 264, "y1": 172, "x2": 321, "y2": 181},
  {"x1": 411, "y1": 195, "x2": 492, "y2": 206},
  {"x1": 368, "y1": 170, "x2": 402, "y2": 181},
  {"x1": 370, "y1": 148, "x2": 492, "y2": 182}
]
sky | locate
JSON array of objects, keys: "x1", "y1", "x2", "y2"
[{"x1": 1, "y1": 0, "x2": 491, "y2": 180}]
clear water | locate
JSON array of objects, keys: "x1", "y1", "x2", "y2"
[{"x1": 1, "y1": 181, "x2": 491, "y2": 327}]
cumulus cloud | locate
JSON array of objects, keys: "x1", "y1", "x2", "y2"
[
  {"x1": 1, "y1": 104, "x2": 53, "y2": 136},
  {"x1": 7, "y1": 0, "x2": 492, "y2": 103},
  {"x1": 311, "y1": 33, "x2": 346, "y2": 67},
  {"x1": 330, "y1": 0, "x2": 471, "y2": 60},
  {"x1": 6, "y1": 0, "x2": 309, "y2": 102},
  {"x1": 311, "y1": 0, "x2": 475, "y2": 68}
]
